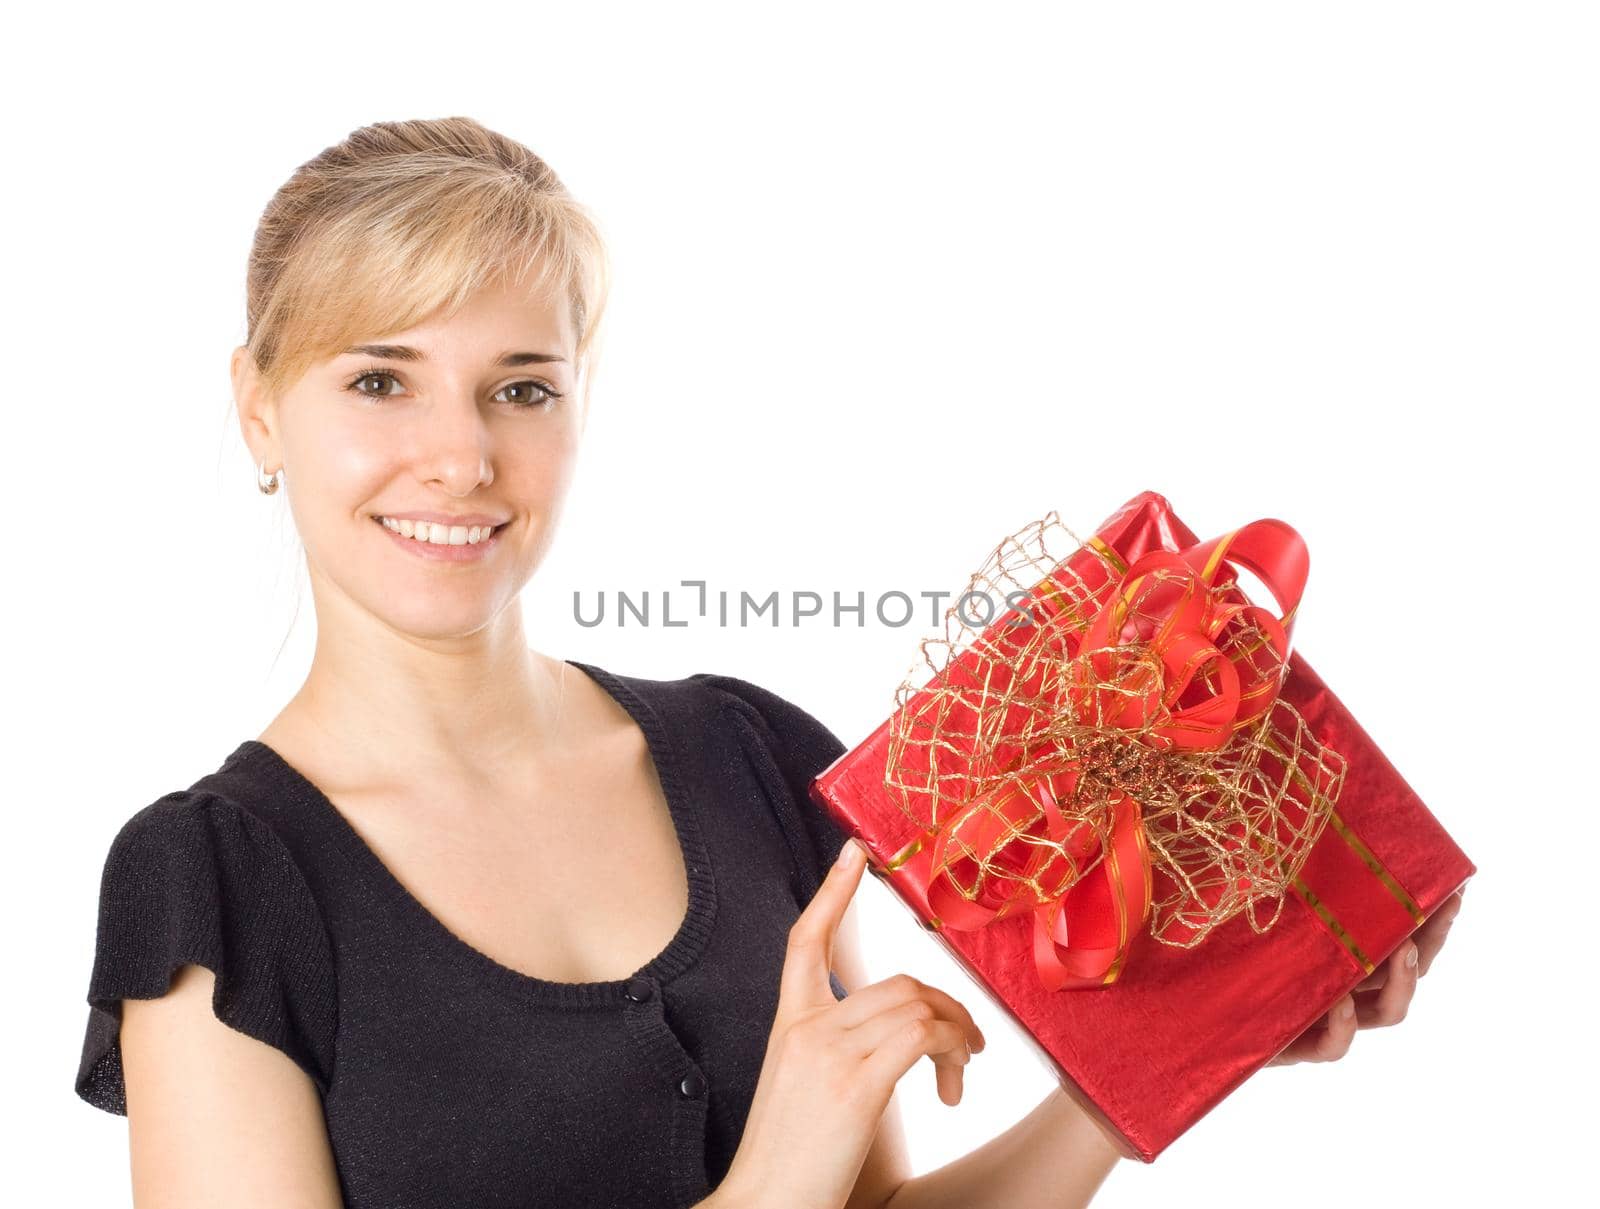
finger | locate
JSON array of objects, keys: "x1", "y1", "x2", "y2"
[
  {"x1": 859, "y1": 1012, "x2": 973, "y2": 1106},
  {"x1": 1355, "y1": 940, "x2": 1417, "y2": 1028},
  {"x1": 1316, "y1": 994, "x2": 1359, "y2": 1060},
  {"x1": 1269, "y1": 994, "x2": 1358, "y2": 1065},
  {"x1": 1353, "y1": 964, "x2": 1390, "y2": 994},
  {"x1": 779, "y1": 838, "x2": 867, "y2": 1010},
  {"x1": 1415, "y1": 891, "x2": 1463, "y2": 978},
  {"x1": 834, "y1": 975, "x2": 987, "y2": 1052},
  {"x1": 937, "y1": 1054, "x2": 966, "y2": 1107},
  {"x1": 1353, "y1": 890, "x2": 1464, "y2": 992},
  {"x1": 847, "y1": 1001, "x2": 974, "y2": 1066}
]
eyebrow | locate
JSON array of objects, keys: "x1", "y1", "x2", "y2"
[{"x1": 340, "y1": 344, "x2": 566, "y2": 366}]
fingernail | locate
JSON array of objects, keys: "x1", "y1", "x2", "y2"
[
  {"x1": 1405, "y1": 943, "x2": 1419, "y2": 969},
  {"x1": 1339, "y1": 999, "x2": 1355, "y2": 1021},
  {"x1": 837, "y1": 839, "x2": 861, "y2": 867}
]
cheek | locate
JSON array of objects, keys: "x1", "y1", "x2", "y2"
[
  {"x1": 509, "y1": 427, "x2": 582, "y2": 497},
  {"x1": 290, "y1": 414, "x2": 405, "y2": 509}
]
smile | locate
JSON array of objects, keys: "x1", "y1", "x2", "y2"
[{"x1": 371, "y1": 515, "x2": 508, "y2": 563}]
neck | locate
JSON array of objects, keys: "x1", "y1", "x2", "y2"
[{"x1": 272, "y1": 581, "x2": 569, "y2": 794}]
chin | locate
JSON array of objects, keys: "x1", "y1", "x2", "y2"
[{"x1": 376, "y1": 605, "x2": 505, "y2": 644}]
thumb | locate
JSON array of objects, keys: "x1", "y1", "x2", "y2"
[{"x1": 778, "y1": 837, "x2": 867, "y2": 1012}]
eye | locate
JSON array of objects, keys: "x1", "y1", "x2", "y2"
[
  {"x1": 496, "y1": 379, "x2": 564, "y2": 409},
  {"x1": 341, "y1": 367, "x2": 563, "y2": 409},
  {"x1": 345, "y1": 368, "x2": 404, "y2": 398}
]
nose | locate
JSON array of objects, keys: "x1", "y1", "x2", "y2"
[{"x1": 415, "y1": 394, "x2": 495, "y2": 495}]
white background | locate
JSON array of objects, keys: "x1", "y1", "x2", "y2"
[{"x1": 6, "y1": 2, "x2": 1594, "y2": 1204}]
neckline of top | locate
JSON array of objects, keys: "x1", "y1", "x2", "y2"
[{"x1": 222, "y1": 658, "x2": 719, "y2": 1009}]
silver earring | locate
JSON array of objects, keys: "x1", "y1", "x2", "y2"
[{"x1": 257, "y1": 460, "x2": 283, "y2": 495}]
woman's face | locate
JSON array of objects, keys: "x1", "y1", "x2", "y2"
[{"x1": 235, "y1": 277, "x2": 586, "y2": 644}]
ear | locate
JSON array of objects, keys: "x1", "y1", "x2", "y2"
[{"x1": 231, "y1": 345, "x2": 282, "y2": 471}]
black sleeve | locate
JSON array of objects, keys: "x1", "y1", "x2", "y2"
[
  {"x1": 74, "y1": 791, "x2": 339, "y2": 1116},
  {"x1": 691, "y1": 671, "x2": 854, "y2": 999}
]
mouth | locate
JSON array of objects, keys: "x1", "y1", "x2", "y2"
[{"x1": 369, "y1": 515, "x2": 511, "y2": 557}]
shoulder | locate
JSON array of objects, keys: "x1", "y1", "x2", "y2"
[
  {"x1": 685, "y1": 671, "x2": 855, "y2": 976},
  {"x1": 689, "y1": 671, "x2": 847, "y2": 768},
  {"x1": 92, "y1": 782, "x2": 319, "y2": 912},
  {"x1": 571, "y1": 659, "x2": 846, "y2": 769},
  {"x1": 580, "y1": 659, "x2": 852, "y2": 849},
  {"x1": 77, "y1": 783, "x2": 339, "y2": 1116},
  {"x1": 100, "y1": 782, "x2": 282, "y2": 854}
]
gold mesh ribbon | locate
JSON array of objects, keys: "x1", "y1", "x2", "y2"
[{"x1": 881, "y1": 512, "x2": 1348, "y2": 988}]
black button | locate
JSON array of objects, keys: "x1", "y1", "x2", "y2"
[
  {"x1": 679, "y1": 1071, "x2": 707, "y2": 1099},
  {"x1": 624, "y1": 977, "x2": 654, "y2": 1003}
]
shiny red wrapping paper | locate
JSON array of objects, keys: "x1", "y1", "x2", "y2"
[{"x1": 808, "y1": 490, "x2": 1477, "y2": 1162}]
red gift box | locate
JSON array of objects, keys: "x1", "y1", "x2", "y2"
[{"x1": 809, "y1": 490, "x2": 1476, "y2": 1163}]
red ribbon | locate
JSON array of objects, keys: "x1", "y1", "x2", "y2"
[{"x1": 920, "y1": 519, "x2": 1313, "y2": 990}]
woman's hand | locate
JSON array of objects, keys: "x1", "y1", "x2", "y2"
[
  {"x1": 1268, "y1": 887, "x2": 1466, "y2": 1066},
  {"x1": 716, "y1": 838, "x2": 985, "y2": 1209}
]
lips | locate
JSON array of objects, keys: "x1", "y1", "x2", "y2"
[
  {"x1": 370, "y1": 512, "x2": 510, "y2": 528},
  {"x1": 371, "y1": 516, "x2": 508, "y2": 532},
  {"x1": 372, "y1": 515, "x2": 508, "y2": 562}
]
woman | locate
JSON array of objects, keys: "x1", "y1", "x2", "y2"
[{"x1": 74, "y1": 117, "x2": 1463, "y2": 1209}]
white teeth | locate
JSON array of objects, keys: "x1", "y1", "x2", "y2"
[{"x1": 378, "y1": 517, "x2": 500, "y2": 545}]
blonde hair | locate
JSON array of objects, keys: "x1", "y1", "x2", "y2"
[{"x1": 243, "y1": 117, "x2": 610, "y2": 403}]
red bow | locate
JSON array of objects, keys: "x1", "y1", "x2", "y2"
[{"x1": 919, "y1": 520, "x2": 1317, "y2": 990}]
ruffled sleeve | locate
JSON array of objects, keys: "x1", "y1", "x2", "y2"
[
  {"x1": 74, "y1": 790, "x2": 338, "y2": 1116},
  {"x1": 692, "y1": 672, "x2": 854, "y2": 999}
]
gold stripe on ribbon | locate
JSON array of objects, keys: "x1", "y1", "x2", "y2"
[
  {"x1": 872, "y1": 832, "x2": 947, "y2": 931},
  {"x1": 1101, "y1": 816, "x2": 1130, "y2": 985},
  {"x1": 1085, "y1": 535, "x2": 1129, "y2": 574},
  {"x1": 885, "y1": 830, "x2": 933, "y2": 872},
  {"x1": 1259, "y1": 731, "x2": 1424, "y2": 926},
  {"x1": 1035, "y1": 577, "x2": 1082, "y2": 624},
  {"x1": 1322, "y1": 807, "x2": 1426, "y2": 924},
  {"x1": 1289, "y1": 874, "x2": 1375, "y2": 974},
  {"x1": 1240, "y1": 731, "x2": 1371, "y2": 971},
  {"x1": 1200, "y1": 532, "x2": 1236, "y2": 582}
]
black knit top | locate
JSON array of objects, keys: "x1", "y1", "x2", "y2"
[{"x1": 74, "y1": 662, "x2": 853, "y2": 1209}]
